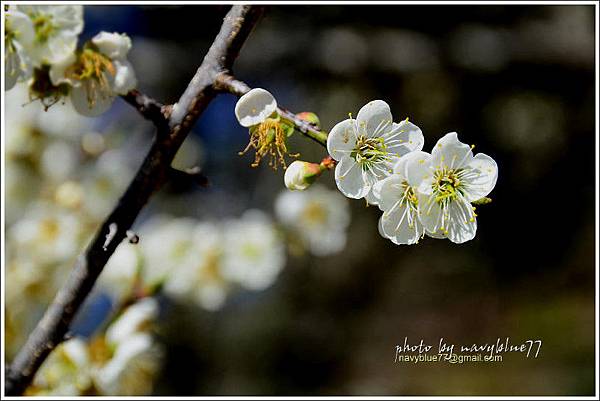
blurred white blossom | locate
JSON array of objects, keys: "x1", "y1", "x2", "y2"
[
  {"x1": 163, "y1": 222, "x2": 230, "y2": 311},
  {"x1": 99, "y1": 242, "x2": 141, "y2": 304},
  {"x1": 275, "y1": 185, "x2": 350, "y2": 256},
  {"x1": 28, "y1": 338, "x2": 92, "y2": 396},
  {"x1": 10, "y1": 201, "x2": 86, "y2": 265},
  {"x1": 222, "y1": 210, "x2": 286, "y2": 290},
  {"x1": 139, "y1": 217, "x2": 197, "y2": 288},
  {"x1": 97, "y1": 298, "x2": 162, "y2": 396}
]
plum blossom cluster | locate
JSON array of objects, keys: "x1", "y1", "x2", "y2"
[
  {"x1": 27, "y1": 298, "x2": 162, "y2": 396},
  {"x1": 103, "y1": 185, "x2": 351, "y2": 312},
  {"x1": 5, "y1": 84, "x2": 352, "y2": 395},
  {"x1": 327, "y1": 100, "x2": 498, "y2": 244},
  {"x1": 4, "y1": 5, "x2": 136, "y2": 116},
  {"x1": 235, "y1": 90, "x2": 498, "y2": 245}
]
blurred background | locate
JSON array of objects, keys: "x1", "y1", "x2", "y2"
[{"x1": 4, "y1": 4, "x2": 596, "y2": 396}]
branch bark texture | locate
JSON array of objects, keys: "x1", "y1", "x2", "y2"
[{"x1": 4, "y1": 5, "x2": 264, "y2": 396}]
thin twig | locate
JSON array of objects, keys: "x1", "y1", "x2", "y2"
[
  {"x1": 120, "y1": 89, "x2": 168, "y2": 130},
  {"x1": 215, "y1": 73, "x2": 329, "y2": 147},
  {"x1": 4, "y1": 5, "x2": 264, "y2": 395}
]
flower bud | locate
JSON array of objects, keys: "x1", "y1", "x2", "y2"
[
  {"x1": 296, "y1": 112, "x2": 321, "y2": 128},
  {"x1": 284, "y1": 160, "x2": 323, "y2": 190}
]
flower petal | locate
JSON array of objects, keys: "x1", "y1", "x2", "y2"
[
  {"x1": 356, "y1": 100, "x2": 392, "y2": 138},
  {"x1": 4, "y1": 52, "x2": 20, "y2": 91},
  {"x1": 71, "y1": 84, "x2": 115, "y2": 117},
  {"x1": 234, "y1": 88, "x2": 277, "y2": 127},
  {"x1": 327, "y1": 118, "x2": 356, "y2": 161},
  {"x1": 445, "y1": 197, "x2": 477, "y2": 244},
  {"x1": 365, "y1": 188, "x2": 380, "y2": 206},
  {"x1": 463, "y1": 153, "x2": 498, "y2": 202},
  {"x1": 394, "y1": 150, "x2": 431, "y2": 187},
  {"x1": 49, "y1": 52, "x2": 76, "y2": 86},
  {"x1": 430, "y1": 132, "x2": 473, "y2": 170},
  {"x1": 384, "y1": 120, "x2": 424, "y2": 155},
  {"x1": 376, "y1": 175, "x2": 404, "y2": 211},
  {"x1": 334, "y1": 156, "x2": 367, "y2": 199},
  {"x1": 112, "y1": 60, "x2": 137, "y2": 94},
  {"x1": 92, "y1": 32, "x2": 132, "y2": 60},
  {"x1": 417, "y1": 192, "x2": 443, "y2": 234},
  {"x1": 380, "y1": 207, "x2": 423, "y2": 245}
]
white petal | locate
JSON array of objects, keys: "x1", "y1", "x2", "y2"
[
  {"x1": 463, "y1": 153, "x2": 498, "y2": 202},
  {"x1": 380, "y1": 207, "x2": 423, "y2": 245},
  {"x1": 356, "y1": 100, "x2": 393, "y2": 138},
  {"x1": 70, "y1": 83, "x2": 115, "y2": 117},
  {"x1": 49, "y1": 52, "x2": 76, "y2": 86},
  {"x1": 4, "y1": 51, "x2": 20, "y2": 90},
  {"x1": 376, "y1": 175, "x2": 405, "y2": 211},
  {"x1": 384, "y1": 120, "x2": 424, "y2": 155},
  {"x1": 399, "y1": 150, "x2": 432, "y2": 187},
  {"x1": 327, "y1": 118, "x2": 356, "y2": 161},
  {"x1": 334, "y1": 156, "x2": 367, "y2": 199},
  {"x1": 112, "y1": 60, "x2": 137, "y2": 94},
  {"x1": 234, "y1": 88, "x2": 277, "y2": 127},
  {"x1": 430, "y1": 132, "x2": 473, "y2": 170},
  {"x1": 417, "y1": 191, "x2": 443, "y2": 235},
  {"x1": 445, "y1": 197, "x2": 477, "y2": 244},
  {"x1": 92, "y1": 32, "x2": 132, "y2": 60},
  {"x1": 365, "y1": 187, "x2": 382, "y2": 206},
  {"x1": 6, "y1": 9, "x2": 34, "y2": 47}
]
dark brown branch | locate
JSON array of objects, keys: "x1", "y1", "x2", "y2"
[
  {"x1": 215, "y1": 74, "x2": 329, "y2": 147},
  {"x1": 120, "y1": 89, "x2": 168, "y2": 129},
  {"x1": 4, "y1": 5, "x2": 264, "y2": 396}
]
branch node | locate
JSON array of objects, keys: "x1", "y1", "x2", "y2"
[{"x1": 126, "y1": 230, "x2": 140, "y2": 244}]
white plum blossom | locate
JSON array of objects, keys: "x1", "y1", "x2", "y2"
[
  {"x1": 16, "y1": 5, "x2": 83, "y2": 66},
  {"x1": 374, "y1": 151, "x2": 430, "y2": 245},
  {"x1": 4, "y1": 7, "x2": 34, "y2": 90},
  {"x1": 10, "y1": 202, "x2": 85, "y2": 265},
  {"x1": 327, "y1": 100, "x2": 424, "y2": 203},
  {"x1": 275, "y1": 185, "x2": 351, "y2": 256},
  {"x1": 284, "y1": 160, "x2": 323, "y2": 190},
  {"x1": 138, "y1": 217, "x2": 196, "y2": 288},
  {"x1": 98, "y1": 242, "x2": 141, "y2": 304},
  {"x1": 50, "y1": 31, "x2": 137, "y2": 117},
  {"x1": 81, "y1": 150, "x2": 133, "y2": 220},
  {"x1": 97, "y1": 298, "x2": 162, "y2": 396},
  {"x1": 234, "y1": 87, "x2": 296, "y2": 168},
  {"x1": 94, "y1": 333, "x2": 161, "y2": 396},
  {"x1": 222, "y1": 210, "x2": 286, "y2": 290},
  {"x1": 105, "y1": 297, "x2": 159, "y2": 346},
  {"x1": 163, "y1": 222, "x2": 230, "y2": 311},
  {"x1": 417, "y1": 132, "x2": 498, "y2": 244},
  {"x1": 235, "y1": 88, "x2": 278, "y2": 127}
]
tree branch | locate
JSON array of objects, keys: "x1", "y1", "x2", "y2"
[
  {"x1": 4, "y1": 5, "x2": 264, "y2": 396},
  {"x1": 120, "y1": 89, "x2": 168, "y2": 129},
  {"x1": 215, "y1": 73, "x2": 329, "y2": 147}
]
